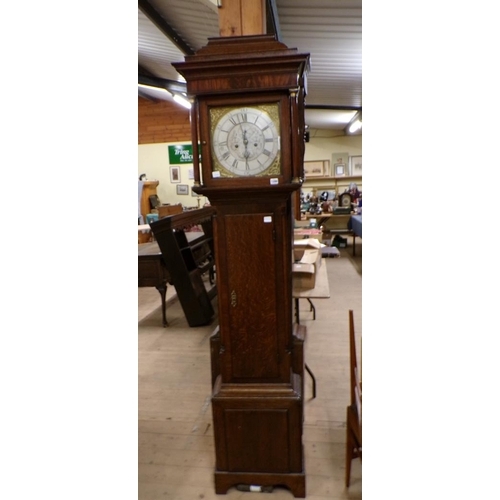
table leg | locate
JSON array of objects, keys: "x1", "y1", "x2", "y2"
[
  {"x1": 306, "y1": 298, "x2": 316, "y2": 320},
  {"x1": 352, "y1": 234, "x2": 356, "y2": 256},
  {"x1": 156, "y1": 284, "x2": 168, "y2": 327},
  {"x1": 294, "y1": 299, "x2": 316, "y2": 398},
  {"x1": 305, "y1": 363, "x2": 317, "y2": 399}
]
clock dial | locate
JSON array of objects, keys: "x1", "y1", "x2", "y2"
[
  {"x1": 340, "y1": 193, "x2": 352, "y2": 207},
  {"x1": 210, "y1": 104, "x2": 281, "y2": 177}
]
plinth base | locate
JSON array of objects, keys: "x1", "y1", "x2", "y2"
[{"x1": 215, "y1": 470, "x2": 306, "y2": 498}]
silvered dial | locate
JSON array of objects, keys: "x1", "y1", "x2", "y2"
[{"x1": 211, "y1": 105, "x2": 280, "y2": 177}]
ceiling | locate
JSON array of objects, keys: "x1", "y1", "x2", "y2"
[{"x1": 138, "y1": 0, "x2": 362, "y2": 135}]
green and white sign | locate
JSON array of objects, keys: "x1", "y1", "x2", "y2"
[{"x1": 168, "y1": 144, "x2": 201, "y2": 164}]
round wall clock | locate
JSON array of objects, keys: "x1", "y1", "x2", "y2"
[{"x1": 209, "y1": 103, "x2": 281, "y2": 178}]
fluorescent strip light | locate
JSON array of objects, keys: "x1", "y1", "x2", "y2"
[
  {"x1": 138, "y1": 84, "x2": 192, "y2": 110},
  {"x1": 138, "y1": 83, "x2": 172, "y2": 97},
  {"x1": 348, "y1": 119, "x2": 362, "y2": 134},
  {"x1": 173, "y1": 94, "x2": 192, "y2": 109}
]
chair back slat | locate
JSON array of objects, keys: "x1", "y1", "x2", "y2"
[
  {"x1": 349, "y1": 310, "x2": 361, "y2": 409},
  {"x1": 345, "y1": 309, "x2": 362, "y2": 487}
]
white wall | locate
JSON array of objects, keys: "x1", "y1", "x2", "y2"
[
  {"x1": 301, "y1": 133, "x2": 363, "y2": 196},
  {"x1": 138, "y1": 142, "x2": 208, "y2": 208},
  {"x1": 304, "y1": 133, "x2": 362, "y2": 162},
  {"x1": 138, "y1": 133, "x2": 362, "y2": 207}
]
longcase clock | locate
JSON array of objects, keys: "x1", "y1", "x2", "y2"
[{"x1": 173, "y1": 35, "x2": 310, "y2": 498}]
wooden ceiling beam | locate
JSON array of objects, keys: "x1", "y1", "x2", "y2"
[{"x1": 218, "y1": 0, "x2": 266, "y2": 36}]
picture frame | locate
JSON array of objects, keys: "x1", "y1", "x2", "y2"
[
  {"x1": 332, "y1": 152, "x2": 349, "y2": 171},
  {"x1": 176, "y1": 184, "x2": 189, "y2": 195},
  {"x1": 170, "y1": 166, "x2": 180, "y2": 183},
  {"x1": 334, "y1": 163, "x2": 346, "y2": 177},
  {"x1": 191, "y1": 186, "x2": 199, "y2": 197},
  {"x1": 350, "y1": 156, "x2": 362, "y2": 176},
  {"x1": 303, "y1": 160, "x2": 330, "y2": 178}
]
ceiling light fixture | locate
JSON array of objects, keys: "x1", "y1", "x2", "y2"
[
  {"x1": 173, "y1": 94, "x2": 192, "y2": 110},
  {"x1": 138, "y1": 83, "x2": 172, "y2": 97},
  {"x1": 345, "y1": 111, "x2": 362, "y2": 135},
  {"x1": 138, "y1": 83, "x2": 192, "y2": 110},
  {"x1": 348, "y1": 119, "x2": 362, "y2": 134}
]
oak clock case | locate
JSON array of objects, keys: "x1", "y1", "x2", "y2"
[{"x1": 172, "y1": 34, "x2": 310, "y2": 498}]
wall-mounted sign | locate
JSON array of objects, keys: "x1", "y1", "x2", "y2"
[{"x1": 168, "y1": 144, "x2": 201, "y2": 164}]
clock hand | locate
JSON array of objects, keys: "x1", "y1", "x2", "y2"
[
  {"x1": 241, "y1": 128, "x2": 250, "y2": 168},
  {"x1": 243, "y1": 149, "x2": 250, "y2": 169}
]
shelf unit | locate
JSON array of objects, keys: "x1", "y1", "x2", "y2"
[{"x1": 302, "y1": 175, "x2": 362, "y2": 196}]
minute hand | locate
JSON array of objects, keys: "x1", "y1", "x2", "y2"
[{"x1": 241, "y1": 128, "x2": 250, "y2": 169}]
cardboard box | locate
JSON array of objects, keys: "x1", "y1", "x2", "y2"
[
  {"x1": 293, "y1": 238, "x2": 322, "y2": 261},
  {"x1": 299, "y1": 248, "x2": 322, "y2": 271},
  {"x1": 292, "y1": 246, "x2": 322, "y2": 289},
  {"x1": 292, "y1": 262, "x2": 316, "y2": 289}
]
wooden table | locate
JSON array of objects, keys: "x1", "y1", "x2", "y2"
[
  {"x1": 293, "y1": 258, "x2": 330, "y2": 324},
  {"x1": 138, "y1": 241, "x2": 170, "y2": 326},
  {"x1": 138, "y1": 233, "x2": 207, "y2": 327},
  {"x1": 351, "y1": 215, "x2": 362, "y2": 256},
  {"x1": 304, "y1": 213, "x2": 354, "y2": 241},
  {"x1": 304, "y1": 213, "x2": 336, "y2": 227},
  {"x1": 293, "y1": 259, "x2": 330, "y2": 398}
]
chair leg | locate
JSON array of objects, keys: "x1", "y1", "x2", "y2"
[{"x1": 345, "y1": 407, "x2": 353, "y2": 488}]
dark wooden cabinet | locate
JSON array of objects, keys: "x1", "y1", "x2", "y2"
[
  {"x1": 150, "y1": 207, "x2": 216, "y2": 327},
  {"x1": 138, "y1": 241, "x2": 171, "y2": 327},
  {"x1": 173, "y1": 35, "x2": 310, "y2": 497}
]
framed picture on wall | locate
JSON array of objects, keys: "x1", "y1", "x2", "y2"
[
  {"x1": 334, "y1": 163, "x2": 346, "y2": 177},
  {"x1": 176, "y1": 184, "x2": 189, "y2": 195},
  {"x1": 191, "y1": 186, "x2": 198, "y2": 197},
  {"x1": 350, "y1": 156, "x2": 362, "y2": 176},
  {"x1": 332, "y1": 152, "x2": 349, "y2": 172},
  {"x1": 303, "y1": 160, "x2": 330, "y2": 178},
  {"x1": 170, "y1": 166, "x2": 180, "y2": 183}
]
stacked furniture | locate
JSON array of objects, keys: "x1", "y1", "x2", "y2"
[{"x1": 148, "y1": 207, "x2": 216, "y2": 327}]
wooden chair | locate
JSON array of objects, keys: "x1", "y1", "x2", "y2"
[{"x1": 345, "y1": 309, "x2": 362, "y2": 487}]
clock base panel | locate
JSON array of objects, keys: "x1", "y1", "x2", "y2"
[{"x1": 214, "y1": 470, "x2": 305, "y2": 498}]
